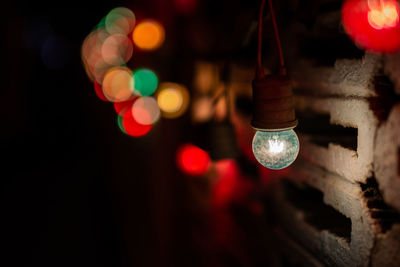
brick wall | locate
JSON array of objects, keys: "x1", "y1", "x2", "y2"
[{"x1": 270, "y1": 53, "x2": 400, "y2": 266}]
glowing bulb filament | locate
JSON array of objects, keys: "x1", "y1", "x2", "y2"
[
  {"x1": 269, "y1": 138, "x2": 284, "y2": 153},
  {"x1": 367, "y1": 1, "x2": 399, "y2": 29}
]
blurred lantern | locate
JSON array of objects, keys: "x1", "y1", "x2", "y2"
[
  {"x1": 157, "y1": 82, "x2": 190, "y2": 118},
  {"x1": 132, "y1": 19, "x2": 165, "y2": 50},
  {"x1": 342, "y1": 0, "x2": 400, "y2": 53},
  {"x1": 176, "y1": 144, "x2": 211, "y2": 176}
]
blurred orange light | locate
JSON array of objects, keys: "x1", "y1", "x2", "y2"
[
  {"x1": 158, "y1": 88, "x2": 182, "y2": 113},
  {"x1": 368, "y1": 1, "x2": 399, "y2": 29},
  {"x1": 132, "y1": 19, "x2": 165, "y2": 50},
  {"x1": 102, "y1": 66, "x2": 134, "y2": 102},
  {"x1": 192, "y1": 96, "x2": 213, "y2": 122},
  {"x1": 157, "y1": 82, "x2": 189, "y2": 118}
]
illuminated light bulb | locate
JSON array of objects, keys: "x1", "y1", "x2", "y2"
[
  {"x1": 252, "y1": 130, "x2": 300, "y2": 170},
  {"x1": 382, "y1": 4, "x2": 399, "y2": 26},
  {"x1": 132, "y1": 19, "x2": 165, "y2": 50},
  {"x1": 367, "y1": 1, "x2": 399, "y2": 29},
  {"x1": 368, "y1": 9, "x2": 386, "y2": 29}
]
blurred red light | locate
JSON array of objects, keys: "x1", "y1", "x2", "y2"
[
  {"x1": 121, "y1": 107, "x2": 152, "y2": 137},
  {"x1": 94, "y1": 81, "x2": 108, "y2": 101},
  {"x1": 176, "y1": 144, "x2": 211, "y2": 176},
  {"x1": 113, "y1": 98, "x2": 137, "y2": 115},
  {"x1": 212, "y1": 159, "x2": 240, "y2": 207},
  {"x1": 342, "y1": 0, "x2": 400, "y2": 53}
]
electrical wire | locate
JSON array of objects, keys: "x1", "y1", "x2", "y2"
[{"x1": 257, "y1": 0, "x2": 286, "y2": 78}]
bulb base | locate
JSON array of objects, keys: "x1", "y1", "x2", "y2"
[{"x1": 251, "y1": 74, "x2": 298, "y2": 131}]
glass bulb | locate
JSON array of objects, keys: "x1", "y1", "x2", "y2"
[{"x1": 252, "y1": 129, "x2": 300, "y2": 170}]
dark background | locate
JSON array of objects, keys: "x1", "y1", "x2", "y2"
[
  {"x1": 1, "y1": 0, "x2": 360, "y2": 266},
  {"x1": 2, "y1": 1, "x2": 257, "y2": 266}
]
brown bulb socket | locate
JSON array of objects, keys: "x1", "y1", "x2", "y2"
[{"x1": 251, "y1": 75, "x2": 298, "y2": 131}]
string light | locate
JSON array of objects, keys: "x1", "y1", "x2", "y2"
[
  {"x1": 251, "y1": 0, "x2": 299, "y2": 170},
  {"x1": 81, "y1": 7, "x2": 189, "y2": 138}
]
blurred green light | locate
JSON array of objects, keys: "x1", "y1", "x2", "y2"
[
  {"x1": 117, "y1": 115, "x2": 127, "y2": 134},
  {"x1": 133, "y1": 68, "x2": 159, "y2": 96},
  {"x1": 95, "y1": 16, "x2": 107, "y2": 30}
]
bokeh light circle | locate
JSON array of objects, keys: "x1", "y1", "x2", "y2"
[
  {"x1": 176, "y1": 144, "x2": 211, "y2": 176},
  {"x1": 101, "y1": 34, "x2": 133, "y2": 65},
  {"x1": 342, "y1": 0, "x2": 400, "y2": 53},
  {"x1": 132, "y1": 19, "x2": 165, "y2": 50},
  {"x1": 191, "y1": 96, "x2": 213, "y2": 122},
  {"x1": 105, "y1": 7, "x2": 136, "y2": 35},
  {"x1": 121, "y1": 107, "x2": 152, "y2": 137},
  {"x1": 94, "y1": 81, "x2": 108, "y2": 101},
  {"x1": 132, "y1": 97, "x2": 161, "y2": 125},
  {"x1": 157, "y1": 82, "x2": 190, "y2": 118},
  {"x1": 102, "y1": 66, "x2": 134, "y2": 102},
  {"x1": 158, "y1": 88, "x2": 182, "y2": 113},
  {"x1": 81, "y1": 28, "x2": 110, "y2": 82},
  {"x1": 114, "y1": 97, "x2": 136, "y2": 115},
  {"x1": 133, "y1": 68, "x2": 159, "y2": 96}
]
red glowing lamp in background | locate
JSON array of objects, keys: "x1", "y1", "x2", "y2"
[
  {"x1": 176, "y1": 144, "x2": 211, "y2": 176},
  {"x1": 342, "y1": 0, "x2": 400, "y2": 53}
]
